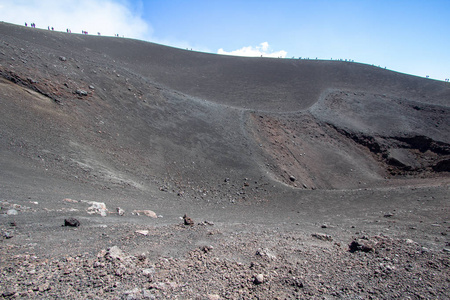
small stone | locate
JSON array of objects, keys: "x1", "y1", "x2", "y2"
[
  {"x1": 59, "y1": 56, "x2": 66, "y2": 61},
  {"x1": 349, "y1": 240, "x2": 373, "y2": 253},
  {"x1": 254, "y1": 274, "x2": 264, "y2": 284},
  {"x1": 201, "y1": 245, "x2": 214, "y2": 253},
  {"x1": 284, "y1": 276, "x2": 304, "y2": 288},
  {"x1": 405, "y1": 239, "x2": 417, "y2": 245},
  {"x1": 289, "y1": 175, "x2": 296, "y2": 182},
  {"x1": 183, "y1": 214, "x2": 194, "y2": 226},
  {"x1": 117, "y1": 207, "x2": 125, "y2": 216},
  {"x1": 87, "y1": 201, "x2": 108, "y2": 216},
  {"x1": 7, "y1": 209, "x2": 18, "y2": 215},
  {"x1": 75, "y1": 89, "x2": 88, "y2": 96},
  {"x1": 88, "y1": 85, "x2": 95, "y2": 90},
  {"x1": 137, "y1": 253, "x2": 147, "y2": 261},
  {"x1": 256, "y1": 248, "x2": 277, "y2": 260},
  {"x1": 63, "y1": 198, "x2": 78, "y2": 203},
  {"x1": 135, "y1": 230, "x2": 149, "y2": 236},
  {"x1": 133, "y1": 210, "x2": 157, "y2": 218},
  {"x1": 2, "y1": 290, "x2": 16, "y2": 297},
  {"x1": 64, "y1": 218, "x2": 80, "y2": 227},
  {"x1": 97, "y1": 249, "x2": 107, "y2": 258},
  {"x1": 421, "y1": 247, "x2": 430, "y2": 253},
  {"x1": 107, "y1": 246, "x2": 125, "y2": 260},
  {"x1": 312, "y1": 233, "x2": 333, "y2": 242},
  {"x1": 3, "y1": 232, "x2": 13, "y2": 239},
  {"x1": 443, "y1": 248, "x2": 450, "y2": 253},
  {"x1": 142, "y1": 267, "x2": 155, "y2": 278}
]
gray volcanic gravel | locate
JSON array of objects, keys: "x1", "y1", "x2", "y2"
[{"x1": 1, "y1": 221, "x2": 449, "y2": 299}]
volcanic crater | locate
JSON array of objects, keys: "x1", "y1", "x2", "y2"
[{"x1": 0, "y1": 22, "x2": 449, "y2": 299}]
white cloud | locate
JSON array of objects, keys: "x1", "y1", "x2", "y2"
[
  {"x1": 0, "y1": 0, "x2": 152, "y2": 40},
  {"x1": 150, "y1": 36, "x2": 212, "y2": 54},
  {"x1": 218, "y1": 42, "x2": 287, "y2": 58}
]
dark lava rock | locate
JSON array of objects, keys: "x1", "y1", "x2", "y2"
[
  {"x1": 433, "y1": 159, "x2": 450, "y2": 172},
  {"x1": 349, "y1": 240, "x2": 373, "y2": 253},
  {"x1": 64, "y1": 218, "x2": 80, "y2": 227},
  {"x1": 183, "y1": 214, "x2": 194, "y2": 226}
]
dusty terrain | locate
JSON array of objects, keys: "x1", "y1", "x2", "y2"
[{"x1": 0, "y1": 21, "x2": 449, "y2": 299}]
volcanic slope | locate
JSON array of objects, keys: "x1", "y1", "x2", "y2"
[{"x1": 1, "y1": 21, "x2": 448, "y2": 196}]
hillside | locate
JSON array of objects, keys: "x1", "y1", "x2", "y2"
[{"x1": 0, "y1": 22, "x2": 449, "y2": 299}]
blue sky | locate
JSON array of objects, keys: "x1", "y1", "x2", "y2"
[{"x1": 1, "y1": 0, "x2": 449, "y2": 80}]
